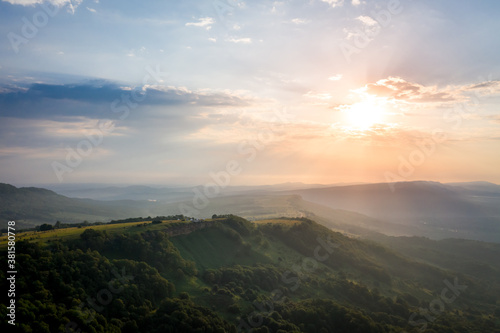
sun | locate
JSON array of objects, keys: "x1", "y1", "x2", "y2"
[{"x1": 342, "y1": 97, "x2": 387, "y2": 129}]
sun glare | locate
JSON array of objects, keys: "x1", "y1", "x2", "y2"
[{"x1": 343, "y1": 97, "x2": 387, "y2": 129}]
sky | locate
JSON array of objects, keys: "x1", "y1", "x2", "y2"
[{"x1": 1, "y1": 0, "x2": 500, "y2": 186}]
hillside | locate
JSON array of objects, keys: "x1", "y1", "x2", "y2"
[
  {"x1": 290, "y1": 181, "x2": 500, "y2": 243},
  {"x1": 0, "y1": 183, "x2": 399, "y2": 238},
  {"x1": 1, "y1": 216, "x2": 499, "y2": 332},
  {"x1": 0, "y1": 183, "x2": 155, "y2": 229},
  {"x1": 2, "y1": 181, "x2": 500, "y2": 243},
  {"x1": 43, "y1": 182, "x2": 332, "y2": 201}
]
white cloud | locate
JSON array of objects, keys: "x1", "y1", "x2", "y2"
[
  {"x1": 86, "y1": 7, "x2": 96, "y2": 13},
  {"x1": 351, "y1": 0, "x2": 361, "y2": 6},
  {"x1": 357, "y1": 15, "x2": 378, "y2": 26},
  {"x1": 185, "y1": 17, "x2": 215, "y2": 30},
  {"x1": 226, "y1": 37, "x2": 252, "y2": 44},
  {"x1": 320, "y1": 0, "x2": 344, "y2": 8},
  {"x1": 328, "y1": 74, "x2": 343, "y2": 81},
  {"x1": 2, "y1": 0, "x2": 52, "y2": 4},
  {"x1": 342, "y1": 28, "x2": 357, "y2": 40},
  {"x1": 304, "y1": 91, "x2": 333, "y2": 100},
  {"x1": 362, "y1": 77, "x2": 462, "y2": 103},
  {"x1": 467, "y1": 79, "x2": 500, "y2": 96},
  {"x1": 126, "y1": 46, "x2": 147, "y2": 57},
  {"x1": 2, "y1": 0, "x2": 83, "y2": 13},
  {"x1": 291, "y1": 18, "x2": 308, "y2": 25}
]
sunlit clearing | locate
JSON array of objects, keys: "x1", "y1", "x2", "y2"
[{"x1": 343, "y1": 97, "x2": 387, "y2": 129}]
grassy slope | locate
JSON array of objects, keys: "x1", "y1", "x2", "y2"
[
  {"x1": 0, "y1": 219, "x2": 187, "y2": 249},
  {"x1": 0, "y1": 183, "x2": 157, "y2": 229},
  {"x1": 3, "y1": 215, "x2": 500, "y2": 330},
  {"x1": 166, "y1": 218, "x2": 499, "y2": 329},
  {"x1": 4, "y1": 216, "x2": 500, "y2": 308},
  {"x1": 171, "y1": 226, "x2": 271, "y2": 270}
]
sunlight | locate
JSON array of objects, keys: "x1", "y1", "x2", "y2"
[{"x1": 342, "y1": 97, "x2": 387, "y2": 129}]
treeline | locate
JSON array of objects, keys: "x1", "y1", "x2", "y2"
[
  {"x1": 0, "y1": 234, "x2": 224, "y2": 332},
  {"x1": 6, "y1": 215, "x2": 190, "y2": 234},
  {"x1": 0, "y1": 216, "x2": 498, "y2": 332}
]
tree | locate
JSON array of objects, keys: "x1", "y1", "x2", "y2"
[{"x1": 39, "y1": 223, "x2": 53, "y2": 231}]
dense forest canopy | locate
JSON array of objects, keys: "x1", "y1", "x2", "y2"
[{"x1": 1, "y1": 215, "x2": 499, "y2": 332}]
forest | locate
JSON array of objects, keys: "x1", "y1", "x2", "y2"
[{"x1": 1, "y1": 215, "x2": 499, "y2": 332}]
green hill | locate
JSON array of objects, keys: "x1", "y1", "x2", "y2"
[
  {"x1": 0, "y1": 183, "x2": 155, "y2": 229},
  {"x1": 1, "y1": 215, "x2": 499, "y2": 332}
]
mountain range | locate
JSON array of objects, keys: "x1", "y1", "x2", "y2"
[{"x1": 1, "y1": 181, "x2": 499, "y2": 242}]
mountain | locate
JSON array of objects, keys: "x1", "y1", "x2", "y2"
[
  {"x1": 0, "y1": 183, "x2": 156, "y2": 229},
  {"x1": 43, "y1": 182, "x2": 334, "y2": 201},
  {"x1": 0, "y1": 181, "x2": 395, "y2": 240},
  {"x1": 289, "y1": 181, "x2": 500, "y2": 242},
  {"x1": 43, "y1": 184, "x2": 194, "y2": 201},
  {"x1": 1, "y1": 216, "x2": 498, "y2": 332},
  {"x1": 446, "y1": 181, "x2": 500, "y2": 194},
  {"x1": 3, "y1": 181, "x2": 500, "y2": 242}
]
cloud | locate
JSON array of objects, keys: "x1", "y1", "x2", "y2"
[
  {"x1": 328, "y1": 74, "x2": 343, "y2": 81},
  {"x1": 2, "y1": 0, "x2": 63, "y2": 5},
  {"x1": 320, "y1": 0, "x2": 344, "y2": 8},
  {"x1": 2, "y1": 0, "x2": 83, "y2": 13},
  {"x1": 304, "y1": 91, "x2": 333, "y2": 100},
  {"x1": 357, "y1": 77, "x2": 500, "y2": 109},
  {"x1": 186, "y1": 108, "x2": 297, "y2": 145},
  {"x1": 466, "y1": 80, "x2": 500, "y2": 96},
  {"x1": 468, "y1": 80, "x2": 500, "y2": 90},
  {"x1": 362, "y1": 77, "x2": 459, "y2": 103},
  {"x1": 0, "y1": 116, "x2": 127, "y2": 167},
  {"x1": 226, "y1": 37, "x2": 252, "y2": 44},
  {"x1": 185, "y1": 17, "x2": 215, "y2": 30},
  {"x1": 329, "y1": 122, "x2": 442, "y2": 147},
  {"x1": 351, "y1": 0, "x2": 361, "y2": 6},
  {"x1": 86, "y1": 7, "x2": 96, "y2": 13},
  {"x1": 0, "y1": 81, "x2": 256, "y2": 119},
  {"x1": 126, "y1": 46, "x2": 147, "y2": 58},
  {"x1": 291, "y1": 18, "x2": 308, "y2": 25},
  {"x1": 356, "y1": 15, "x2": 378, "y2": 26},
  {"x1": 144, "y1": 85, "x2": 255, "y2": 107}
]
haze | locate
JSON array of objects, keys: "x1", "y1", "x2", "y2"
[{"x1": 1, "y1": 0, "x2": 500, "y2": 186}]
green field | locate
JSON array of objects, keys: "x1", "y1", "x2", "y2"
[
  {"x1": 253, "y1": 218, "x2": 302, "y2": 225},
  {"x1": 0, "y1": 217, "x2": 297, "y2": 250},
  {"x1": 0, "y1": 219, "x2": 187, "y2": 249}
]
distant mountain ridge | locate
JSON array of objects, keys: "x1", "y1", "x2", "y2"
[
  {"x1": 2, "y1": 181, "x2": 500, "y2": 242},
  {"x1": 288, "y1": 180, "x2": 500, "y2": 242},
  {"x1": 43, "y1": 182, "x2": 337, "y2": 201},
  {"x1": 288, "y1": 181, "x2": 500, "y2": 219},
  {"x1": 0, "y1": 183, "x2": 155, "y2": 229}
]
